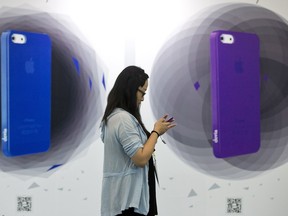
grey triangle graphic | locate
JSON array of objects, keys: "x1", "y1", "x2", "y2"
[
  {"x1": 188, "y1": 189, "x2": 197, "y2": 197},
  {"x1": 28, "y1": 182, "x2": 40, "y2": 189},
  {"x1": 209, "y1": 183, "x2": 220, "y2": 190}
]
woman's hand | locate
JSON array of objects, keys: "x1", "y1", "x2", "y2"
[
  {"x1": 132, "y1": 114, "x2": 176, "y2": 167},
  {"x1": 153, "y1": 114, "x2": 176, "y2": 136}
]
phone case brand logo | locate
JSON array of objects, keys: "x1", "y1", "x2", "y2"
[
  {"x1": 213, "y1": 129, "x2": 218, "y2": 143},
  {"x1": 2, "y1": 128, "x2": 7, "y2": 142}
]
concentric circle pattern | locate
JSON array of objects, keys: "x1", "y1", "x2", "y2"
[
  {"x1": 150, "y1": 3, "x2": 288, "y2": 179},
  {"x1": 0, "y1": 7, "x2": 106, "y2": 174}
]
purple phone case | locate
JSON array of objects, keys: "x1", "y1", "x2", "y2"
[
  {"x1": 210, "y1": 30, "x2": 260, "y2": 158},
  {"x1": 166, "y1": 117, "x2": 174, "y2": 122}
]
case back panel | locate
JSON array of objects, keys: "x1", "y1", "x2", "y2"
[
  {"x1": 1, "y1": 30, "x2": 51, "y2": 157},
  {"x1": 210, "y1": 30, "x2": 260, "y2": 158}
]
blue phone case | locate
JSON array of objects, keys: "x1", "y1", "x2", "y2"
[
  {"x1": 1, "y1": 30, "x2": 51, "y2": 157},
  {"x1": 210, "y1": 30, "x2": 260, "y2": 158}
]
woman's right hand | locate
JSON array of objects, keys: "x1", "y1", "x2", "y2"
[
  {"x1": 153, "y1": 115, "x2": 176, "y2": 136},
  {"x1": 132, "y1": 115, "x2": 176, "y2": 167}
]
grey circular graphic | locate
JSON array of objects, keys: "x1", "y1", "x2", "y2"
[
  {"x1": 0, "y1": 7, "x2": 106, "y2": 174},
  {"x1": 150, "y1": 3, "x2": 288, "y2": 179}
]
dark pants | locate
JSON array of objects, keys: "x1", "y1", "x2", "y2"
[{"x1": 116, "y1": 208, "x2": 145, "y2": 216}]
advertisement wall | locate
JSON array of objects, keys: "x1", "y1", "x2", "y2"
[{"x1": 0, "y1": 0, "x2": 288, "y2": 215}]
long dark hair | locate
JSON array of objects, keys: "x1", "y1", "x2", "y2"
[{"x1": 102, "y1": 65, "x2": 150, "y2": 136}]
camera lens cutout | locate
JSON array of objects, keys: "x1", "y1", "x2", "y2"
[
  {"x1": 220, "y1": 33, "x2": 234, "y2": 44},
  {"x1": 11, "y1": 33, "x2": 26, "y2": 44}
]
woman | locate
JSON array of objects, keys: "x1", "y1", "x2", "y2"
[{"x1": 100, "y1": 66, "x2": 176, "y2": 216}]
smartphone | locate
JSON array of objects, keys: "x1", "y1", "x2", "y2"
[
  {"x1": 1, "y1": 30, "x2": 51, "y2": 157},
  {"x1": 166, "y1": 116, "x2": 174, "y2": 122},
  {"x1": 210, "y1": 30, "x2": 260, "y2": 158}
]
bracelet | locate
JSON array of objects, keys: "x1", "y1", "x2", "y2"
[
  {"x1": 151, "y1": 130, "x2": 166, "y2": 144},
  {"x1": 151, "y1": 130, "x2": 160, "y2": 137}
]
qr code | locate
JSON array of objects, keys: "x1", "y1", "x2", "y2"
[
  {"x1": 227, "y1": 198, "x2": 242, "y2": 214},
  {"x1": 17, "y1": 196, "x2": 32, "y2": 212}
]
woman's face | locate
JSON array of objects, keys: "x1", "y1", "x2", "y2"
[{"x1": 136, "y1": 79, "x2": 148, "y2": 107}]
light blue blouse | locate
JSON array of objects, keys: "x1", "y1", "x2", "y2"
[{"x1": 100, "y1": 108, "x2": 149, "y2": 216}]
